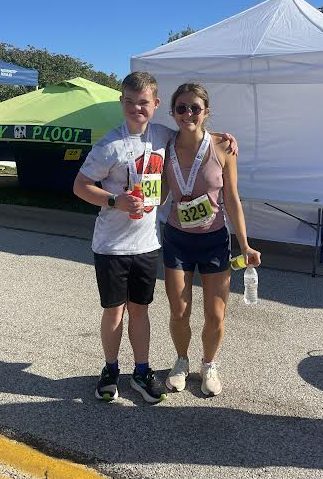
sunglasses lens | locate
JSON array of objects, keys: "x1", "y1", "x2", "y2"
[
  {"x1": 175, "y1": 105, "x2": 187, "y2": 114},
  {"x1": 175, "y1": 104, "x2": 202, "y2": 115},
  {"x1": 191, "y1": 105, "x2": 202, "y2": 115}
]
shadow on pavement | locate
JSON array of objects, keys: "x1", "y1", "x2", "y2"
[
  {"x1": 1, "y1": 226, "x2": 323, "y2": 308},
  {"x1": 0, "y1": 361, "x2": 322, "y2": 471},
  {"x1": 0, "y1": 226, "x2": 93, "y2": 265},
  {"x1": 157, "y1": 257, "x2": 323, "y2": 309},
  {"x1": 298, "y1": 352, "x2": 323, "y2": 392}
]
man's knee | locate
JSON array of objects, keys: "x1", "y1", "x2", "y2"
[{"x1": 127, "y1": 302, "x2": 149, "y2": 321}]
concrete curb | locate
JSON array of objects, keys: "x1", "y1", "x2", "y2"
[{"x1": 0, "y1": 435, "x2": 110, "y2": 479}]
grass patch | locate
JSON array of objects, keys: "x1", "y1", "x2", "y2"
[{"x1": 0, "y1": 176, "x2": 99, "y2": 215}]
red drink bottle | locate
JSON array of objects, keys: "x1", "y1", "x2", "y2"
[{"x1": 129, "y1": 183, "x2": 144, "y2": 220}]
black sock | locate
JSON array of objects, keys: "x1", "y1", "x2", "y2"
[{"x1": 135, "y1": 362, "x2": 149, "y2": 376}]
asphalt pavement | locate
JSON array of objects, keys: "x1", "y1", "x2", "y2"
[{"x1": 0, "y1": 206, "x2": 322, "y2": 479}]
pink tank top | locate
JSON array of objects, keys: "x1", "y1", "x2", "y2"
[{"x1": 164, "y1": 136, "x2": 225, "y2": 233}]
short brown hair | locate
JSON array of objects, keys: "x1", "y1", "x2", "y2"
[
  {"x1": 171, "y1": 83, "x2": 209, "y2": 113},
  {"x1": 122, "y1": 72, "x2": 158, "y2": 97}
]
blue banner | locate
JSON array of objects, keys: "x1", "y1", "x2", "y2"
[{"x1": 0, "y1": 61, "x2": 38, "y2": 86}]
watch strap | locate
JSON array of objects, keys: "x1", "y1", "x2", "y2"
[{"x1": 107, "y1": 194, "x2": 117, "y2": 207}]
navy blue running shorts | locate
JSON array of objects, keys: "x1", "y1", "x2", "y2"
[
  {"x1": 94, "y1": 250, "x2": 159, "y2": 308},
  {"x1": 162, "y1": 223, "x2": 230, "y2": 274}
]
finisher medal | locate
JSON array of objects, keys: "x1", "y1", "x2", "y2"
[{"x1": 180, "y1": 195, "x2": 193, "y2": 202}]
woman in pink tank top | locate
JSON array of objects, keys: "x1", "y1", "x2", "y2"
[{"x1": 162, "y1": 83, "x2": 261, "y2": 396}]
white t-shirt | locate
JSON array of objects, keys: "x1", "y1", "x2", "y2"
[{"x1": 80, "y1": 122, "x2": 174, "y2": 255}]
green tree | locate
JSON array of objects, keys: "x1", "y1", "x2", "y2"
[
  {"x1": 166, "y1": 26, "x2": 196, "y2": 43},
  {"x1": 0, "y1": 43, "x2": 122, "y2": 102}
]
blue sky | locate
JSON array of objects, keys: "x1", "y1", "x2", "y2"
[{"x1": 1, "y1": 0, "x2": 322, "y2": 80}]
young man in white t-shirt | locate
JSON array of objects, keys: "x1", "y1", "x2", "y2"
[
  {"x1": 74, "y1": 72, "x2": 237, "y2": 403},
  {"x1": 74, "y1": 72, "x2": 172, "y2": 403}
]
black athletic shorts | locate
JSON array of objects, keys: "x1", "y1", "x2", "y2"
[
  {"x1": 163, "y1": 223, "x2": 230, "y2": 274},
  {"x1": 94, "y1": 250, "x2": 159, "y2": 308}
]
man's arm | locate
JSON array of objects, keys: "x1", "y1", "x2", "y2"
[
  {"x1": 73, "y1": 172, "x2": 110, "y2": 207},
  {"x1": 73, "y1": 172, "x2": 143, "y2": 215},
  {"x1": 211, "y1": 132, "x2": 238, "y2": 156}
]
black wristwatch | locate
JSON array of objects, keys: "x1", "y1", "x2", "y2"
[{"x1": 107, "y1": 194, "x2": 117, "y2": 208}]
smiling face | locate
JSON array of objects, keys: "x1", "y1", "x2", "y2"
[
  {"x1": 172, "y1": 89, "x2": 209, "y2": 134},
  {"x1": 120, "y1": 86, "x2": 160, "y2": 134}
]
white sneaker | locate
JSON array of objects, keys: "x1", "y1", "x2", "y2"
[
  {"x1": 200, "y1": 361, "x2": 222, "y2": 396},
  {"x1": 166, "y1": 357, "x2": 189, "y2": 391}
]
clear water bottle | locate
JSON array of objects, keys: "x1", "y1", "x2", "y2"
[{"x1": 244, "y1": 266, "x2": 258, "y2": 304}]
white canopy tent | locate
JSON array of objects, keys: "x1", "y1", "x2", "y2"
[{"x1": 131, "y1": 0, "x2": 323, "y2": 247}]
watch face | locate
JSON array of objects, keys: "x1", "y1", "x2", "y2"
[{"x1": 108, "y1": 196, "x2": 116, "y2": 207}]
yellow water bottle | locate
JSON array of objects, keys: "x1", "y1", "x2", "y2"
[{"x1": 230, "y1": 254, "x2": 247, "y2": 271}]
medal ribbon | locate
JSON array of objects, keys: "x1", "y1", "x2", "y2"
[
  {"x1": 169, "y1": 130, "x2": 211, "y2": 197},
  {"x1": 122, "y1": 122, "x2": 152, "y2": 187}
]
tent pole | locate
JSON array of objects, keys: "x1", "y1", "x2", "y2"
[
  {"x1": 312, "y1": 207, "x2": 323, "y2": 277},
  {"x1": 263, "y1": 202, "x2": 322, "y2": 277}
]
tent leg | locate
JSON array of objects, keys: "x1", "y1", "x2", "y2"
[{"x1": 312, "y1": 207, "x2": 323, "y2": 277}]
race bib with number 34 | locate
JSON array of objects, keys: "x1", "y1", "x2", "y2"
[{"x1": 141, "y1": 173, "x2": 162, "y2": 206}]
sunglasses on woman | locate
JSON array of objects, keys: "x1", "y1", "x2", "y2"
[{"x1": 174, "y1": 104, "x2": 205, "y2": 115}]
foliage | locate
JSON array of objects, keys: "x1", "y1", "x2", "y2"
[
  {"x1": 0, "y1": 42, "x2": 122, "y2": 102},
  {"x1": 166, "y1": 26, "x2": 196, "y2": 43}
]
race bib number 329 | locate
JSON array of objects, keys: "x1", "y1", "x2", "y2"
[{"x1": 177, "y1": 194, "x2": 214, "y2": 228}]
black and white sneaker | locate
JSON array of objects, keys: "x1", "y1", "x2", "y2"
[
  {"x1": 130, "y1": 368, "x2": 167, "y2": 404},
  {"x1": 95, "y1": 365, "x2": 119, "y2": 402}
]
